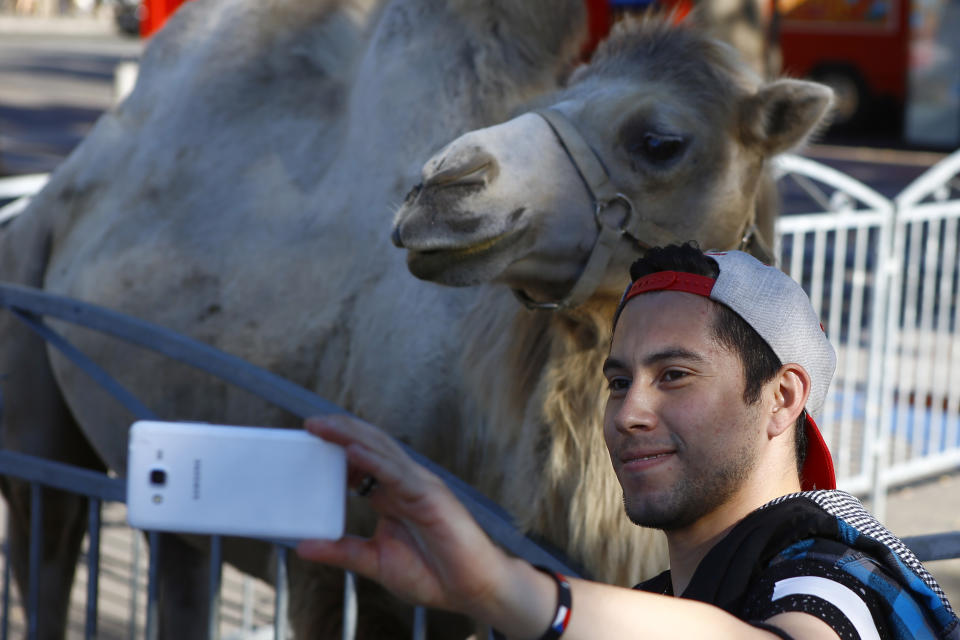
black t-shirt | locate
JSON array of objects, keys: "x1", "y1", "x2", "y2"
[
  {"x1": 634, "y1": 492, "x2": 958, "y2": 640},
  {"x1": 637, "y1": 540, "x2": 889, "y2": 638}
]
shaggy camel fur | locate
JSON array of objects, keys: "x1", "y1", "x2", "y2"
[{"x1": 0, "y1": 0, "x2": 831, "y2": 637}]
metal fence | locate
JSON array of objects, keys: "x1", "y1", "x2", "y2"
[
  {"x1": 772, "y1": 149, "x2": 960, "y2": 520},
  {"x1": 1, "y1": 150, "x2": 960, "y2": 638},
  {"x1": 0, "y1": 281, "x2": 576, "y2": 640},
  {"x1": 0, "y1": 174, "x2": 46, "y2": 225}
]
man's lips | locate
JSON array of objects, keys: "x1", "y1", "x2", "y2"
[{"x1": 618, "y1": 449, "x2": 676, "y2": 471}]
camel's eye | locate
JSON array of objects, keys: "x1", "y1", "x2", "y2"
[{"x1": 630, "y1": 132, "x2": 688, "y2": 165}]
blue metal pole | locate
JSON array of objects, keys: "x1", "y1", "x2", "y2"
[
  {"x1": 207, "y1": 536, "x2": 221, "y2": 640},
  {"x1": 85, "y1": 498, "x2": 102, "y2": 640},
  {"x1": 342, "y1": 571, "x2": 357, "y2": 640},
  {"x1": 129, "y1": 532, "x2": 142, "y2": 640},
  {"x1": 274, "y1": 546, "x2": 288, "y2": 640},
  {"x1": 27, "y1": 484, "x2": 41, "y2": 640},
  {"x1": 413, "y1": 606, "x2": 426, "y2": 640},
  {"x1": 2, "y1": 518, "x2": 11, "y2": 640},
  {"x1": 146, "y1": 532, "x2": 160, "y2": 640}
]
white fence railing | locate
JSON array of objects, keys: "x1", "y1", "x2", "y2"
[
  {"x1": 0, "y1": 173, "x2": 47, "y2": 225},
  {"x1": 773, "y1": 148, "x2": 960, "y2": 520}
]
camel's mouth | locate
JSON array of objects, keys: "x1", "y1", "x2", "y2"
[{"x1": 406, "y1": 231, "x2": 519, "y2": 282}]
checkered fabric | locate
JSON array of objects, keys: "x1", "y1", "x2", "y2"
[{"x1": 763, "y1": 490, "x2": 958, "y2": 638}]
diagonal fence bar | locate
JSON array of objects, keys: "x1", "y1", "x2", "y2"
[{"x1": 0, "y1": 282, "x2": 581, "y2": 577}]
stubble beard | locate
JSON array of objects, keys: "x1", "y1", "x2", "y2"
[{"x1": 622, "y1": 438, "x2": 760, "y2": 531}]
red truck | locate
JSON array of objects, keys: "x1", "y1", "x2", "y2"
[
  {"x1": 608, "y1": 0, "x2": 908, "y2": 128},
  {"x1": 777, "y1": 0, "x2": 910, "y2": 128}
]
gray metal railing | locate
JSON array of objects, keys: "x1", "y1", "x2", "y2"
[
  {"x1": 0, "y1": 448, "x2": 292, "y2": 639},
  {"x1": 0, "y1": 449, "x2": 292, "y2": 640},
  {"x1": 0, "y1": 282, "x2": 579, "y2": 639}
]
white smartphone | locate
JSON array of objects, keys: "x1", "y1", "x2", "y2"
[{"x1": 126, "y1": 420, "x2": 346, "y2": 540}]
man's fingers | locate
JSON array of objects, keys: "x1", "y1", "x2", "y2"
[
  {"x1": 305, "y1": 415, "x2": 407, "y2": 459},
  {"x1": 346, "y1": 443, "x2": 404, "y2": 486},
  {"x1": 305, "y1": 415, "x2": 425, "y2": 496},
  {"x1": 346, "y1": 443, "x2": 437, "y2": 506},
  {"x1": 296, "y1": 536, "x2": 380, "y2": 580}
]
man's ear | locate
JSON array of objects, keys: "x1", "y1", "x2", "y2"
[{"x1": 768, "y1": 363, "x2": 811, "y2": 438}]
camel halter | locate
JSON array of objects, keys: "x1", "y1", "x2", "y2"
[{"x1": 512, "y1": 107, "x2": 774, "y2": 310}]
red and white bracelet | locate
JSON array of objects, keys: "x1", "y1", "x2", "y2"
[{"x1": 533, "y1": 565, "x2": 572, "y2": 640}]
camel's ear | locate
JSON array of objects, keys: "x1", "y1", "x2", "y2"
[{"x1": 740, "y1": 79, "x2": 834, "y2": 156}]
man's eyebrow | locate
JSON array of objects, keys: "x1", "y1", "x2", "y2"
[
  {"x1": 602, "y1": 357, "x2": 627, "y2": 375},
  {"x1": 643, "y1": 347, "x2": 707, "y2": 367},
  {"x1": 603, "y1": 348, "x2": 707, "y2": 374}
]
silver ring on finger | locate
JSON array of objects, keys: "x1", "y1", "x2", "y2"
[{"x1": 357, "y1": 475, "x2": 378, "y2": 497}]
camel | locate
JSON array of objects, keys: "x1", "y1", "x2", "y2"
[{"x1": 0, "y1": 0, "x2": 832, "y2": 637}]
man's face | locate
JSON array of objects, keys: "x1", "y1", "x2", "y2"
[{"x1": 602, "y1": 291, "x2": 765, "y2": 531}]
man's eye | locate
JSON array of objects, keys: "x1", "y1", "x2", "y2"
[
  {"x1": 661, "y1": 370, "x2": 689, "y2": 383},
  {"x1": 607, "y1": 377, "x2": 630, "y2": 393}
]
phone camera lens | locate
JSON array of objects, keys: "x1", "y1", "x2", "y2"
[{"x1": 149, "y1": 469, "x2": 167, "y2": 486}]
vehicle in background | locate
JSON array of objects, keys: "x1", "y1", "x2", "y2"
[
  {"x1": 113, "y1": 0, "x2": 142, "y2": 37},
  {"x1": 777, "y1": 0, "x2": 909, "y2": 131},
  {"x1": 608, "y1": 0, "x2": 960, "y2": 147},
  {"x1": 114, "y1": 0, "x2": 186, "y2": 38}
]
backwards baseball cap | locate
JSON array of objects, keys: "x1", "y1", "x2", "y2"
[{"x1": 615, "y1": 250, "x2": 838, "y2": 491}]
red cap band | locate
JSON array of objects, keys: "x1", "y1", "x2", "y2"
[
  {"x1": 622, "y1": 271, "x2": 716, "y2": 305},
  {"x1": 801, "y1": 414, "x2": 836, "y2": 491}
]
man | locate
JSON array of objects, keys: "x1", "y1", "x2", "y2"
[{"x1": 297, "y1": 244, "x2": 958, "y2": 639}]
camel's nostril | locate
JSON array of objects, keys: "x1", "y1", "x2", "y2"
[
  {"x1": 391, "y1": 225, "x2": 404, "y2": 248},
  {"x1": 422, "y1": 150, "x2": 497, "y2": 189},
  {"x1": 403, "y1": 183, "x2": 423, "y2": 204}
]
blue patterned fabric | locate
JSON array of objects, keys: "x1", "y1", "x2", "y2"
[
  {"x1": 763, "y1": 491, "x2": 958, "y2": 640},
  {"x1": 636, "y1": 491, "x2": 959, "y2": 639}
]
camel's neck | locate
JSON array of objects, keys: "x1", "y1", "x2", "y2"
[{"x1": 455, "y1": 287, "x2": 554, "y2": 484}]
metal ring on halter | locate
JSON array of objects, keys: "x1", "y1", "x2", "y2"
[
  {"x1": 512, "y1": 288, "x2": 562, "y2": 311},
  {"x1": 512, "y1": 193, "x2": 637, "y2": 311},
  {"x1": 739, "y1": 223, "x2": 758, "y2": 250},
  {"x1": 594, "y1": 193, "x2": 635, "y2": 235},
  {"x1": 737, "y1": 221, "x2": 775, "y2": 265}
]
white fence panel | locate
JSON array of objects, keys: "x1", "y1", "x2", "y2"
[
  {"x1": 774, "y1": 149, "x2": 960, "y2": 518},
  {"x1": 773, "y1": 154, "x2": 895, "y2": 496},
  {"x1": 0, "y1": 173, "x2": 48, "y2": 225},
  {"x1": 876, "y1": 151, "x2": 960, "y2": 497}
]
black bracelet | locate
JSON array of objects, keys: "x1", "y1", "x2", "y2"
[{"x1": 533, "y1": 565, "x2": 572, "y2": 640}]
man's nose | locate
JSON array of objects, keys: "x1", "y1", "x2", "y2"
[{"x1": 612, "y1": 385, "x2": 659, "y2": 433}]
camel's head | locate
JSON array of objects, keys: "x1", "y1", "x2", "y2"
[{"x1": 392, "y1": 18, "x2": 832, "y2": 307}]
